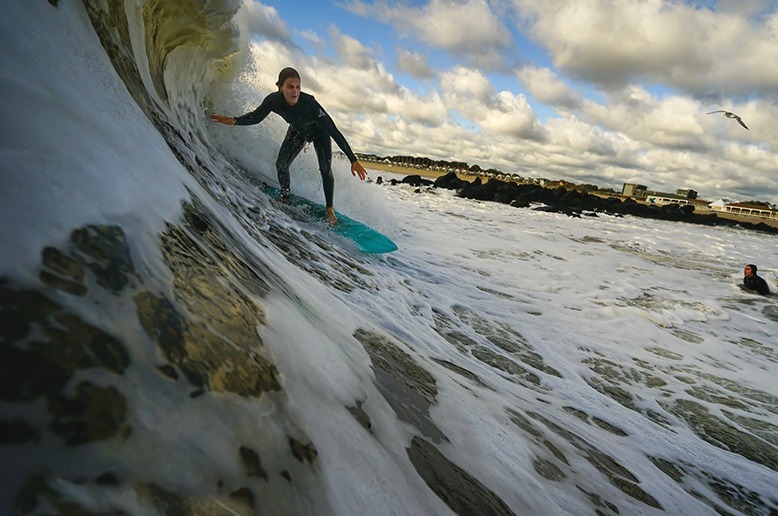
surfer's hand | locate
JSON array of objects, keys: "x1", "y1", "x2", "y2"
[
  {"x1": 210, "y1": 114, "x2": 236, "y2": 125},
  {"x1": 351, "y1": 161, "x2": 367, "y2": 181}
]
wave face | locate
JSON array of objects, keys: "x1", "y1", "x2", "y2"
[{"x1": 2, "y1": 1, "x2": 777, "y2": 515}]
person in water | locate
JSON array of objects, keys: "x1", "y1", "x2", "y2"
[
  {"x1": 211, "y1": 67, "x2": 367, "y2": 225},
  {"x1": 743, "y1": 264, "x2": 770, "y2": 295}
]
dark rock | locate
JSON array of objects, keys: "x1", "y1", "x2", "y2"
[
  {"x1": 538, "y1": 187, "x2": 561, "y2": 204},
  {"x1": 401, "y1": 174, "x2": 434, "y2": 187},
  {"x1": 39, "y1": 247, "x2": 86, "y2": 296},
  {"x1": 515, "y1": 192, "x2": 535, "y2": 206},
  {"x1": 70, "y1": 225, "x2": 135, "y2": 295},
  {"x1": 354, "y1": 328, "x2": 448, "y2": 443},
  {"x1": 229, "y1": 488, "x2": 255, "y2": 509},
  {"x1": 460, "y1": 178, "x2": 515, "y2": 203},
  {"x1": 434, "y1": 171, "x2": 469, "y2": 190},
  {"x1": 0, "y1": 418, "x2": 39, "y2": 444},
  {"x1": 156, "y1": 364, "x2": 179, "y2": 381},
  {"x1": 380, "y1": 172, "x2": 778, "y2": 235},
  {"x1": 239, "y1": 446, "x2": 268, "y2": 480},
  {"x1": 48, "y1": 381, "x2": 129, "y2": 446},
  {"x1": 406, "y1": 436, "x2": 515, "y2": 516},
  {"x1": 561, "y1": 189, "x2": 583, "y2": 206},
  {"x1": 679, "y1": 204, "x2": 695, "y2": 216},
  {"x1": 618, "y1": 198, "x2": 641, "y2": 215},
  {"x1": 289, "y1": 437, "x2": 318, "y2": 464},
  {"x1": 95, "y1": 472, "x2": 120, "y2": 485}
]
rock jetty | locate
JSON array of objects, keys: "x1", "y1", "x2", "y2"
[{"x1": 386, "y1": 173, "x2": 778, "y2": 235}]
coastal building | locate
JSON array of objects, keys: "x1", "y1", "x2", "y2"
[
  {"x1": 622, "y1": 183, "x2": 706, "y2": 207},
  {"x1": 645, "y1": 187, "x2": 700, "y2": 206},
  {"x1": 643, "y1": 192, "x2": 707, "y2": 208},
  {"x1": 710, "y1": 202, "x2": 778, "y2": 220},
  {"x1": 676, "y1": 188, "x2": 698, "y2": 199},
  {"x1": 622, "y1": 183, "x2": 647, "y2": 198},
  {"x1": 708, "y1": 199, "x2": 732, "y2": 209}
]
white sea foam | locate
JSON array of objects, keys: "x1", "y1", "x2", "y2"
[{"x1": 1, "y1": 1, "x2": 776, "y2": 514}]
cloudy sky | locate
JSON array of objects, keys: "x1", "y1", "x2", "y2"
[{"x1": 232, "y1": 0, "x2": 778, "y2": 204}]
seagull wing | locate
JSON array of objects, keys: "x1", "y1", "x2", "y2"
[
  {"x1": 706, "y1": 110, "x2": 726, "y2": 115},
  {"x1": 735, "y1": 117, "x2": 749, "y2": 130}
]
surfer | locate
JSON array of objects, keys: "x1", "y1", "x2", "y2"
[
  {"x1": 211, "y1": 67, "x2": 367, "y2": 225},
  {"x1": 743, "y1": 264, "x2": 770, "y2": 295}
]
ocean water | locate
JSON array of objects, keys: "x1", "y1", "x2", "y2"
[{"x1": 1, "y1": 1, "x2": 777, "y2": 515}]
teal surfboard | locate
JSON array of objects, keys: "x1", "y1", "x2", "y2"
[{"x1": 263, "y1": 186, "x2": 398, "y2": 254}]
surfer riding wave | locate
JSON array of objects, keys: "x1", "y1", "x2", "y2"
[{"x1": 211, "y1": 67, "x2": 367, "y2": 225}]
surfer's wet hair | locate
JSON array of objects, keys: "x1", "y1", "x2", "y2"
[{"x1": 276, "y1": 67, "x2": 300, "y2": 87}]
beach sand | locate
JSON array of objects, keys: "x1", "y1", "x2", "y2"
[{"x1": 365, "y1": 162, "x2": 472, "y2": 180}]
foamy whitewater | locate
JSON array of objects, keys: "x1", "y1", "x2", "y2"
[{"x1": 1, "y1": 1, "x2": 777, "y2": 515}]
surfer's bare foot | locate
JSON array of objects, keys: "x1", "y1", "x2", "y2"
[
  {"x1": 278, "y1": 188, "x2": 291, "y2": 205},
  {"x1": 326, "y1": 207, "x2": 337, "y2": 226}
]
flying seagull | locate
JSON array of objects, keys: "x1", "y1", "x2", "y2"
[{"x1": 706, "y1": 110, "x2": 748, "y2": 130}]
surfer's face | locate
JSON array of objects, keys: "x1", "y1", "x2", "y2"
[
  {"x1": 280, "y1": 78, "x2": 301, "y2": 106},
  {"x1": 744, "y1": 266, "x2": 755, "y2": 277}
]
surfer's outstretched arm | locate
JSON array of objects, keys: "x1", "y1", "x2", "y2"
[
  {"x1": 210, "y1": 114, "x2": 236, "y2": 125},
  {"x1": 211, "y1": 96, "x2": 273, "y2": 126}
]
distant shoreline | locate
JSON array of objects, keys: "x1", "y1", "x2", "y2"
[
  {"x1": 366, "y1": 162, "x2": 469, "y2": 180},
  {"x1": 365, "y1": 162, "x2": 778, "y2": 230}
]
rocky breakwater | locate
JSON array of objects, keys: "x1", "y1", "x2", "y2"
[{"x1": 387, "y1": 172, "x2": 778, "y2": 235}]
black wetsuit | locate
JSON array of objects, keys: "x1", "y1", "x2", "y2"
[
  {"x1": 744, "y1": 274, "x2": 770, "y2": 295},
  {"x1": 235, "y1": 91, "x2": 357, "y2": 207}
]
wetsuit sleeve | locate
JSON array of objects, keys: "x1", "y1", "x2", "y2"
[
  {"x1": 315, "y1": 102, "x2": 358, "y2": 163},
  {"x1": 328, "y1": 122, "x2": 358, "y2": 163},
  {"x1": 234, "y1": 95, "x2": 274, "y2": 126}
]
